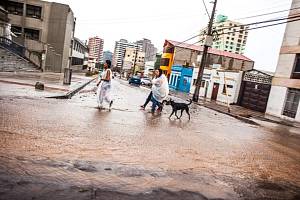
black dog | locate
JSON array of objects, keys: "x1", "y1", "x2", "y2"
[{"x1": 163, "y1": 99, "x2": 192, "y2": 120}]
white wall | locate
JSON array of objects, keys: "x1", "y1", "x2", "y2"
[
  {"x1": 190, "y1": 68, "x2": 242, "y2": 104},
  {"x1": 266, "y1": 86, "x2": 300, "y2": 122},
  {"x1": 266, "y1": 86, "x2": 286, "y2": 117}
]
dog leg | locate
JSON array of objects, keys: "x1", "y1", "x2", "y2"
[
  {"x1": 179, "y1": 109, "x2": 184, "y2": 119},
  {"x1": 186, "y1": 108, "x2": 190, "y2": 120},
  {"x1": 175, "y1": 111, "x2": 180, "y2": 119},
  {"x1": 169, "y1": 110, "x2": 175, "y2": 119}
]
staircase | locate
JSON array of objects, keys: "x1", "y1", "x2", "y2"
[{"x1": 0, "y1": 37, "x2": 42, "y2": 73}]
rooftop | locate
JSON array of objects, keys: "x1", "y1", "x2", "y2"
[{"x1": 166, "y1": 39, "x2": 253, "y2": 62}]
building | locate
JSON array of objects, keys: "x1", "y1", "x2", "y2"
[
  {"x1": 103, "y1": 50, "x2": 113, "y2": 62},
  {"x1": 122, "y1": 47, "x2": 145, "y2": 76},
  {"x1": 200, "y1": 15, "x2": 249, "y2": 55},
  {"x1": 162, "y1": 40, "x2": 254, "y2": 104},
  {"x1": 0, "y1": 0, "x2": 76, "y2": 72},
  {"x1": 266, "y1": 0, "x2": 300, "y2": 122},
  {"x1": 144, "y1": 61, "x2": 155, "y2": 76},
  {"x1": 71, "y1": 37, "x2": 88, "y2": 71},
  {"x1": 136, "y1": 38, "x2": 157, "y2": 61},
  {"x1": 112, "y1": 39, "x2": 142, "y2": 71},
  {"x1": 0, "y1": 5, "x2": 11, "y2": 39},
  {"x1": 88, "y1": 36, "x2": 104, "y2": 64}
]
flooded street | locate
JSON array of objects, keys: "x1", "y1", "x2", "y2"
[{"x1": 0, "y1": 80, "x2": 300, "y2": 200}]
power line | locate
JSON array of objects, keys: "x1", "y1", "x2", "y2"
[{"x1": 202, "y1": 0, "x2": 211, "y2": 19}]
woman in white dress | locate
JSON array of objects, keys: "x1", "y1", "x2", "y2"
[{"x1": 96, "y1": 60, "x2": 113, "y2": 110}]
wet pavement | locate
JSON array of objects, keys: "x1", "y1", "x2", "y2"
[{"x1": 0, "y1": 79, "x2": 300, "y2": 200}]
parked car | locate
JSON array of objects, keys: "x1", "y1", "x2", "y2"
[
  {"x1": 141, "y1": 77, "x2": 152, "y2": 86},
  {"x1": 128, "y1": 76, "x2": 141, "y2": 85}
]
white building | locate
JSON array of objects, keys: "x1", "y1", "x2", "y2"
[
  {"x1": 190, "y1": 67, "x2": 243, "y2": 104},
  {"x1": 200, "y1": 15, "x2": 249, "y2": 55},
  {"x1": 88, "y1": 36, "x2": 104, "y2": 63},
  {"x1": 144, "y1": 61, "x2": 155, "y2": 76},
  {"x1": 266, "y1": 0, "x2": 300, "y2": 122},
  {"x1": 113, "y1": 39, "x2": 142, "y2": 70},
  {"x1": 0, "y1": 6, "x2": 11, "y2": 40},
  {"x1": 71, "y1": 37, "x2": 88, "y2": 71}
]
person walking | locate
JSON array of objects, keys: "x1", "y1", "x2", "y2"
[
  {"x1": 150, "y1": 69, "x2": 169, "y2": 114},
  {"x1": 96, "y1": 60, "x2": 113, "y2": 110}
]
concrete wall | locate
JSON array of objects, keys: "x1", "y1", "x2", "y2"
[
  {"x1": 266, "y1": 0, "x2": 300, "y2": 122},
  {"x1": 7, "y1": 0, "x2": 75, "y2": 72},
  {"x1": 190, "y1": 68, "x2": 243, "y2": 104}
]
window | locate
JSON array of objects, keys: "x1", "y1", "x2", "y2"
[
  {"x1": 226, "y1": 41, "x2": 229, "y2": 44},
  {"x1": 239, "y1": 30, "x2": 243, "y2": 34},
  {"x1": 238, "y1": 39, "x2": 242, "y2": 43},
  {"x1": 227, "y1": 37, "x2": 230, "y2": 40},
  {"x1": 11, "y1": 26, "x2": 22, "y2": 36},
  {"x1": 164, "y1": 46, "x2": 174, "y2": 53},
  {"x1": 160, "y1": 58, "x2": 170, "y2": 66},
  {"x1": 200, "y1": 80, "x2": 205, "y2": 87},
  {"x1": 222, "y1": 85, "x2": 227, "y2": 94},
  {"x1": 7, "y1": 1, "x2": 23, "y2": 15},
  {"x1": 231, "y1": 38, "x2": 234, "y2": 40},
  {"x1": 239, "y1": 35, "x2": 243, "y2": 39},
  {"x1": 237, "y1": 44, "x2": 241, "y2": 47},
  {"x1": 283, "y1": 89, "x2": 300, "y2": 118},
  {"x1": 240, "y1": 26, "x2": 244, "y2": 30},
  {"x1": 24, "y1": 28, "x2": 39, "y2": 40},
  {"x1": 26, "y1": 4, "x2": 42, "y2": 19},
  {"x1": 292, "y1": 54, "x2": 300, "y2": 78},
  {"x1": 193, "y1": 79, "x2": 197, "y2": 86}
]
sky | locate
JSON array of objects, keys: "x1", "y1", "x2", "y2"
[{"x1": 51, "y1": 0, "x2": 293, "y2": 72}]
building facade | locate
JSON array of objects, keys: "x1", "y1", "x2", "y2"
[
  {"x1": 123, "y1": 47, "x2": 145, "y2": 74},
  {"x1": 103, "y1": 50, "x2": 113, "y2": 62},
  {"x1": 88, "y1": 36, "x2": 104, "y2": 64},
  {"x1": 136, "y1": 38, "x2": 157, "y2": 61},
  {"x1": 0, "y1": 5, "x2": 11, "y2": 39},
  {"x1": 112, "y1": 39, "x2": 142, "y2": 70},
  {"x1": 0, "y1": 0, "x2": 76, "y2": 72},
  {"x1": 266, "y1": 0, "x2": 300, "y2": 122},
  {"x1": 71, "y1": 37, "x2": 88, "y2": 71},
  {"x1": 163, "y1": 40, "x2": 254, "y2": 104},
  {"x1": 200, "y1": 15, "x2": 249, "y2": 55}
]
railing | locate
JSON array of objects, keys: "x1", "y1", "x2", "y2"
[
  {"x1": 0, "y1": 36, "x2": 26, "y2": 58},
  {"x1": 0, "y1": 36, "x2": 42, "y2": 69}
]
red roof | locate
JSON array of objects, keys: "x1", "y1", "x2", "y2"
[{"x1": 166, "y1": 39, "x2": 253, "y2": 62}]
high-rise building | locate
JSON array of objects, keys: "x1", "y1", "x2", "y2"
[
  {"x1": 266, "y1": 0, "x2": 300, "y2": 122},
  {"x1": 200, "y1": 15, "x2": 249, "y2": 55},
  {"x1": 0, "y1": 0, "x2": 76, "y2": 72},
  {"x1": 112, "y1": 39, "x2": 142, "y2": 70},
  {"x1": 103, "y1": 50, "x2": 113, "y2": 62},
  {"x1": 136, "y1": 38, "x2": 157, "y2": 61},
  {"x1": 88, "y1": 36, "x2": 104, "y2": 63}
]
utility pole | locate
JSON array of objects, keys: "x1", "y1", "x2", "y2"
[
  {"x1": 192, "y1": 0, "x2": 218, "y2": 102},
  {"x1": 132, "y1": 45, "x2": 139, "y2": 75}
]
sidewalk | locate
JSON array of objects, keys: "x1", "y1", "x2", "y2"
[
  {"x1": 169, "y1": 90, "x2": 300, "y2": 128},
  {"x1": 0, "y1": 72, "x2": 96, "y2": 98}
]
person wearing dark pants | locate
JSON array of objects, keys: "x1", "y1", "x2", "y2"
[{"x1": 140, "y1": 91, "x2": 152, "y2": 110}]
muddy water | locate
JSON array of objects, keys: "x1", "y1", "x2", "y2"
[{"x1": 0, "y1": 81, "x2": 300, "y2": 199}]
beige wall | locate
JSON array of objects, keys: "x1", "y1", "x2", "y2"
[
  {"x1": 173, "y1": 47, "x2": 254, "y2": 71},
  {"x1": 7, "y1": 0, "x2": 75, "y2": 72}
]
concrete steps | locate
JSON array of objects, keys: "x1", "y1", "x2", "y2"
[{"x1": 0, "y1": 47, "x2": 42, "y2": 73}]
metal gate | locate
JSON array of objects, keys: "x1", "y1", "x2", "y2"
[{"x1": 239, "y1": 70, "x2": 273, "y2": 113}]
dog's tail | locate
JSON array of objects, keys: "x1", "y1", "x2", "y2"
[{"x1": 187, "y1": 99, "x2": 192, "y2": 105}]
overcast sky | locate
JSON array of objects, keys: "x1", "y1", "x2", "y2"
[{"x1": 51, "y1": 0, "x2": 293, "y2": 72}]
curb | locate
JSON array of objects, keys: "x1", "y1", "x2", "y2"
[
  {"x1": 0, "y1": 79, "x2": 68, "y2": 92},
  {"x1": 46, "y1": 77, "x2": 96, "y2": 99},
  {"x1": 202, "y1": 104, "x2": 260, "y2": 126}
]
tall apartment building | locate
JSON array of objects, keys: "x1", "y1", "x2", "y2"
[
  {"x1": 136, "y1": 38, "x2": 157, "y2": 61},
  {"x1": 88, "y1": 36, "x2": 104, "y2": 63},
  {"x1": 266, "y1": 0, "x2": 300, "y2": 122},
  {"x1": 112, "y1": 39, "x2": 142, "y2": 70},
  {"x1": 0, "y1": 0, "x2": 75, "y2": 72},
  {"x1": 200, "y1": 15, "x2": 249, "y2": 55}
]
